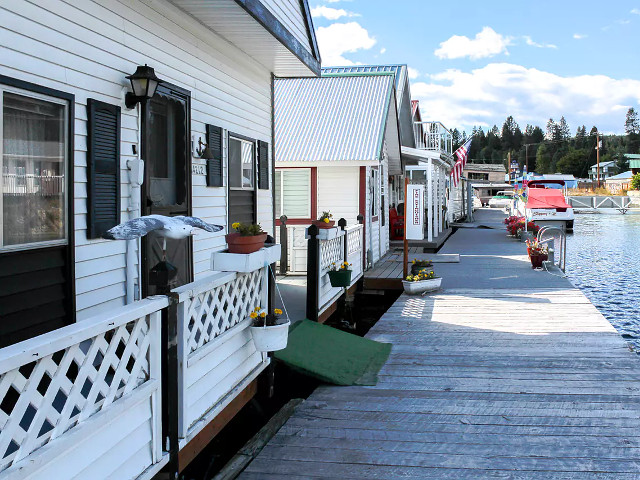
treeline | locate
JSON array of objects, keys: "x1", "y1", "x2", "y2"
[{"x1": 452, "y1": 108, "x2": 640, "y2": 178}]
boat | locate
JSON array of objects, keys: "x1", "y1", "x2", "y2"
[
  {"x1": 511, "y1": 180, "x2": 575, "y2": 231},
  {"x1": 488, "y1": 190, "x2": 515, "y2": 209}
]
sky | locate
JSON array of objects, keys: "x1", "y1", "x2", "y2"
[{"x1": 309, "y1": 1, "x2": 640, "y2": 135}]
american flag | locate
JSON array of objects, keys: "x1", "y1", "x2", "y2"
[{"x1": 451, "y1": 137, "x2": 473, "y2": 187}]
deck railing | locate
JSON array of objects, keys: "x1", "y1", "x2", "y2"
[
  {"x1": 306, "y1": 217, "x2": 364, "y2": 322},
  {"x1": 413, "y1": 121, "x2": 453, "y2": 155},
  {"x1": 0, "y1": 297, "x2": 168, "y2": 480},
  {"x1": 2, "y1": 174, "x2": 64, "y2": 196}
]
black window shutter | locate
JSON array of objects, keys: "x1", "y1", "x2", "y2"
[
  {"x1": 258, "y1": 140, "x2": 269, "y2": 190},
  {"x1": 87, "y1": 99, "x2": 121, "y2": 239},
  {"x1": 206, "y1": 124, "x2": 223, "y2": 187}
]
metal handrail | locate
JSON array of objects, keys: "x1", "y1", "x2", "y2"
[{"x1": 537, "y1": 226, "x2": 566, "y2": 272}]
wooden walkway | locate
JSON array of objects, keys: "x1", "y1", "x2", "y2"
[{"x1": 241, "y1": 221, "x2": 640, "y2": 479}]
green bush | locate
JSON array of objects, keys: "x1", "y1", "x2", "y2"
[{"x1": 631, "y1": 173, "x2": 640, "y2": 191}]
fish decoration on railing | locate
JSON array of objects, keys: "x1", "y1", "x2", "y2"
[{"x1": 102, "y1": 214, "x2": 223, "y2": 240}]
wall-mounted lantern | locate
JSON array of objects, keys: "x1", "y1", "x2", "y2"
[{"x1": 125, "y1": 64, "x2": 163, "y2": 109}]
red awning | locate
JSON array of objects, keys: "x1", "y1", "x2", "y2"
[{"x1": 526, "y1": 188, "x2": 571, "y2": 209}]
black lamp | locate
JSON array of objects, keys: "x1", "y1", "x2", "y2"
[{"x1": 125, "y1": 64, "x2": 163, "y2": 108}]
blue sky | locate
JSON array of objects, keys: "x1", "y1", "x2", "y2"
[{"x1": 310, "y1": 1, "x2": 640, "y2": 134}]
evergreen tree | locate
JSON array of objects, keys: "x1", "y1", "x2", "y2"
[
  {"x1": 625, "y1": 108, "x2": 639, "y2": 134},
  {"x1": 545, "y1": 118, "x2": 556, "y2": 141},
  {"x1": 556, "y1": 148, "x2": 589, "y2": 177},
  {"x1": 558, "y1": 116, "x2": 571, "y2": 140}
]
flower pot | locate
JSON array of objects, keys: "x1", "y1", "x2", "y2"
[
  {"x1": 529, "y1": 253, "x2": 548, "y2": 269},
  {"x1": 312, "y1": 220, "x2": 335, "y2": 229},
  {"x1": 402, "y1": 277, "x2": 442, "y2": 295},
  {"x1": 225, "y1": 232, "x2": 267, "y2": 254},
  {"x1": 328, "y1": 269, "x2": 352, "y2": 287},
  {"x1": 250, "y1": 320, "x2": 291, "y2": 352},
  {"x1": 410, "y1": 264, "x2": 432, "y2": 275}
]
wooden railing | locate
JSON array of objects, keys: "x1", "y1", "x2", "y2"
[
  {"x1": 0, "y1": 297, "x2": 168, "y2": 480},
  {"x1": 306, "y1": 218, "x2": 364, "y2": 322}
]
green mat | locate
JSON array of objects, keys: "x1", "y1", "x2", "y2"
[{"x1": 274, "y1": 320, "x2": 392, "y2": 386}]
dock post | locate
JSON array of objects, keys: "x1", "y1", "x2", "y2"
[
  {"x1": 279, "y1": 215, "x2": 288, "y2": 275},
  {"x1": 339, "y1": 217, "x2": 347, "y2": 263},
  {"x1": 306, "y1": 224, "x2": 320, "y2": 322}
]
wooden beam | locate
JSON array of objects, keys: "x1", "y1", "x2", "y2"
[
  {"x1": 318, "y1": 301, "x2": 338, "y2": 324},
  {"x1": 178, "y1": 379, "x2": 258, "y2": 472}
]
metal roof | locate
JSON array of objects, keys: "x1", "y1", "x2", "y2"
[
  {"x1": 274, "y1": 75, "x2": 396, "y2": 163},
  {"x1": 321, "y1": 64, "x2": 406, "y2": 88},
  {"x1": 606, "y1": 170, "x2": 633, "y2": 180}
]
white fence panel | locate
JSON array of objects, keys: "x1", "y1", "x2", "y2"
[
  {"x1": 346, "y1": 224, "x2": 364, "y2": 283},
  {"x1": 172, "y1": 269, "x2": 270, "y2": 442},
  {"x1": 318, "y1": 232, "x2": 345, "y2": 313},
  {"x1": 0, "y1": 297, "x2": 167, "y2": 480}
]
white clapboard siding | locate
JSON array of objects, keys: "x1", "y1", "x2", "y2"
[
  {"x1": 260, "y1": 0, "x2": 313, "y2": 54},
  {"x1": 0, "y1": 0, "x2": 275, "y2": 318},
  {"x1": 317, "y1": 166, "x2": 360, "y2": 225}
]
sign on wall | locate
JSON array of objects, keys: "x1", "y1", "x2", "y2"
[{"x1": 406, "y1": 184, "x2": 424, "y2": 240}]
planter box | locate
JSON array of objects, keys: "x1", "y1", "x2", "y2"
[
  {"x1": 250, "y1": 320, "x2": 290, "y2": 352},
  {"x1": 402, "y1": 277, "x2": 442, "y2": 295},
  {"x1": 328, "y1": 269, "x2": 352, "y2": 287},
  {"x1": 530, "y1": 253, "x2": 548, "y2": 269},
  {"x1": 211, "y1": 244, "x2": 281, "y2": 273},
  {"x1": 305, "y1": 226, "x2": 341, "y2": 240}
]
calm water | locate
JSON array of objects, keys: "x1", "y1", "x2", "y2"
[{"x1": 566, "y1": 214, "x2": 640, "y2": 341}]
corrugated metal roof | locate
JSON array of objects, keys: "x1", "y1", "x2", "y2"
[
  {"x1": 274, "y1": 75, "x2": 395, "y2": 162},
  {"x1": 321, "y1": 65, "x2": 406, "y2": 88},
  {"x1": 607, "y1": 170, "x2": 632, "y2": 180}
]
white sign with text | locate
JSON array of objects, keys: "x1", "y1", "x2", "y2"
[{"x1": 406, "y1": 184, "x2": 424, "y2": 240}]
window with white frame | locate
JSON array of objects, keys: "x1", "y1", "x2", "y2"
[
  {"x1": 228, "y1": 136, "x2": 254, "y2": 189},
  {"x1": 370, "y1": 167, "x2": 380, "y2": 218},
  {"x1": 275, "y1": 169, "x2": 311, "y2": 219},
  {"x1": 1, "y1": 87, "x2": 68, "y2": 250}
]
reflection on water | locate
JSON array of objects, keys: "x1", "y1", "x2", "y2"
[{"x1": 566, "y1": 214, "x2": 640, "y2": 342}]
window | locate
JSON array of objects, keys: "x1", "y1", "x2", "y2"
[
  {"x1": 229, "y1": 137, "x2": 254, "y2": 189},
  {"x1": 468, "y1": 172, "x2": 489, "y2": 181},
  {"x1": 275, "y1": 169, "x2": 311, "y2": 219},
  {"x1": 371, "y1": 168, "x2": 380, "y2": 217},
  {"x1": 1, "y1": 88, "x2": 68, "y2": 250}
]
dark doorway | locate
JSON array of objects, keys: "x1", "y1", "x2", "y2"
[{"x1": 142, "y1": 83, "x2": 192, "y2": 297}]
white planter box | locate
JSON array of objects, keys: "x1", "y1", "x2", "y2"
[
  {"x1": 211, "y1": 244, "x2": 281, "y2": 273},
  {"x1": 250, "y1": 321, "x2": 291, "y2": 352},
  {"x1": 402, "y1": 277, "x2": 442, "y2": 295}
]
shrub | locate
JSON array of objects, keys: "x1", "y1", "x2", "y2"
[{"x1": 631, "y1": 173, "x2": 640, "y2": 191}]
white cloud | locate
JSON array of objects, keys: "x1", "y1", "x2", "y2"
[
  {"x1": 316, "y1": 22, "x2": 376, "y2": 66},
  {"x1": 379, "y1": 47, "x2": 386, "y2": 54},
  {"x1": 311, "y1": 6, "x2": 358, "y2": 20},
  {"x1": 407, "y1": 67, "x2": 419, "y2": 80},
  {"x1": 631, "y1": 8, "x2": 640, "y2": 14},
  {"x1": 410, "y1": 63, "x2": 640, "y2": 134},
  {"x1": 617, "y1": 19, "x2": 631, "y2": 25},
  {"x1": 435, "y1": 27, "x2": 512, "y2": 60},
  {"x1": 523, "y1": 36, "x2": 557, "y2": 49},
  {"x1": 573, "y1": 33, "x2": 587, "y2": 39}
]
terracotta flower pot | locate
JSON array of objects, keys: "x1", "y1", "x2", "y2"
[
  {"x1": 225, "y1": 232, "x2": 268, "y2": 254},
  {"x1": 312, "y1": 220, "x2": 335, "y2": 229},
  {"x1": 530, "y1": 253, "x2": 548, "y2": 269}
]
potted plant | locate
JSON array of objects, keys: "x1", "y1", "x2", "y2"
[
  {"x1": 526, "y1": 238, "x2": 548, "y2": 269},
  {"x1": 312, "y1": 211, "x2": 335, "y2": 229},
  {"x1": 410, "y1": 258, "x2": 433, "y2": 275},
  {"x1": 402, "y1": 269, "x2": 441, "y2": 295},
  {"x1": 328, "y1": 261, "x2": 352, "y2": 287},
  {"x1": 226, "y1": 222, "x2": 268, "y2": 254},
  {"x1": 249, "y1": 307, "x2": 290, "y2": 352}
]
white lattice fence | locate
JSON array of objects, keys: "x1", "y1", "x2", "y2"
[
  {"x1": 172, "y1": 269, "x2": 269, "y2": 440},
  {"x1": 0, "y1": 298, "x2": 167, "y2": 479},
  {"x1": 346, "y1": 224, "x2": 364, "y2": 283},
  {"x1": 318, "y1": 232, "x2": 345, "y2": 312}
]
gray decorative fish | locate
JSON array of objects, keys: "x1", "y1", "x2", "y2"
[{"x1": 103, "y1": 215, "x2": 223, "y2": 240}]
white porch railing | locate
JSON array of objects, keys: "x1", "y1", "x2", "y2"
[
  {"x1": 2, "y1": 175, "x2": 64, "y2": 196},
  {"x1": 0, "y1": 297, "x2": 168, "y2": 480},
  {"x1": 346, "y1": 224, "x2": 364, "y2": 281},
  {"x1": 171, "y1": 269, "x2": 270, "y2": 442},
  {"x1": 318, "y1": 231, "x2": 345, "y2": 314},
  {"x1": 413, "y1": 121, "x2": 453, "y2": 155}
]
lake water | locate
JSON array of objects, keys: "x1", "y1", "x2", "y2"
[{"x1": 565, "y1": 214, "x2": 640, "y2": 342}]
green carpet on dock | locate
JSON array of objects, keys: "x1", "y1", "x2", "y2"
[{"x1": 274, "y1": 320, "x2": 391, "y2": 386}]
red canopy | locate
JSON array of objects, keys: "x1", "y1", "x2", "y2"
[{"x1": 526, "y1": 188, "x2": 571, "y2": 209}]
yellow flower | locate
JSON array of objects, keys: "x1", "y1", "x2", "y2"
[
  {"x1": 274, "y1": 308, "x2": 282, "y2": 315},
  {"x1": 254, "y1": 307, "x2": 260, "y2": 312},
  {"x1": 323, "y1": 217, "x2": 330, "y2": 223},
  {"x1": 232, "y1": 222, "x2": 240, "y2": 230},
  {"x1": 260, "y1": 312, "x2": 266, "y2": 318},
  {"x1": 412, "y1": 259, "x2": 416, "y2": 264},
  {"x1": 250, "y1": 312, "x2": 258, "y2": 319},
  {"x1": 406, "y1": 275, "x2": 413, "y2": 281}
]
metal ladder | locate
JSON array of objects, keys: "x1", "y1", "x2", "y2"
[{"x1": 537, "y1": 226, "x2": 566, "y2": 272}]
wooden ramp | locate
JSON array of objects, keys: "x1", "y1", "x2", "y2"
[{"x1": 240, "y1": 287, "x2": 640, "y2": 479}]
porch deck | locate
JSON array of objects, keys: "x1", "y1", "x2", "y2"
[
  {"x1": 239, "y1": 223, "x2": 640, "y2": 478},
  {"x1": 389, "y1": 226, "x2": 454, "y2": 252}
]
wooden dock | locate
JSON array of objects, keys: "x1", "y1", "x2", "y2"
[{"x1": 240, "y1": 223, "x2": 640, "y2": 479}]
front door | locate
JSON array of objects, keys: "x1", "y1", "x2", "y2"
[{"x1": 142, "y1": 83, "x2": 192, "y2": 296}]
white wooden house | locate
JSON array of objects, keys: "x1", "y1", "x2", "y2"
[
  {"x1": 0, "y1": 0, "x2": 320, "y2": 478},
  {"x1": 274, "y1": 73, "x2": 402, "y2": 272}
]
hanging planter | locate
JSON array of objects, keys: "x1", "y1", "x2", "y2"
[
  {"x1": 226, "y1": 222, "x2": 267, "y2": 254},
  {"x1": 249, "y1": 308, "x2": 290, "y2": 352},
  {"x1": 328, "y1": 269, "x2": 352, "y2": 287}
]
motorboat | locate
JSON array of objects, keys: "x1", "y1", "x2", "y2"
[
  {"x1": 511, "y1": 180, "x2": 574, "y2": 231},
  {"x1": 488, "y1": 190, "x2": 515, "y2": 209}
]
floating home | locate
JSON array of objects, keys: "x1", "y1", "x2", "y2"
[{"x1": 0, "y1": 0, "x2": 320, "y2": 478}]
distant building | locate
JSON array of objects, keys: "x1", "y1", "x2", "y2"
[
  {"x1": 627, "y1": 154, "x2": 640, "y2": 176},
  {"x1": 605, "y1": 171, "x2": 633, "y2": 194},
  {"x1": 589, "y1": 160, "x2": 619, "y2": 182},
  {"x1": 464, "y1": 164, "x2": 512, "y2": 204}
]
